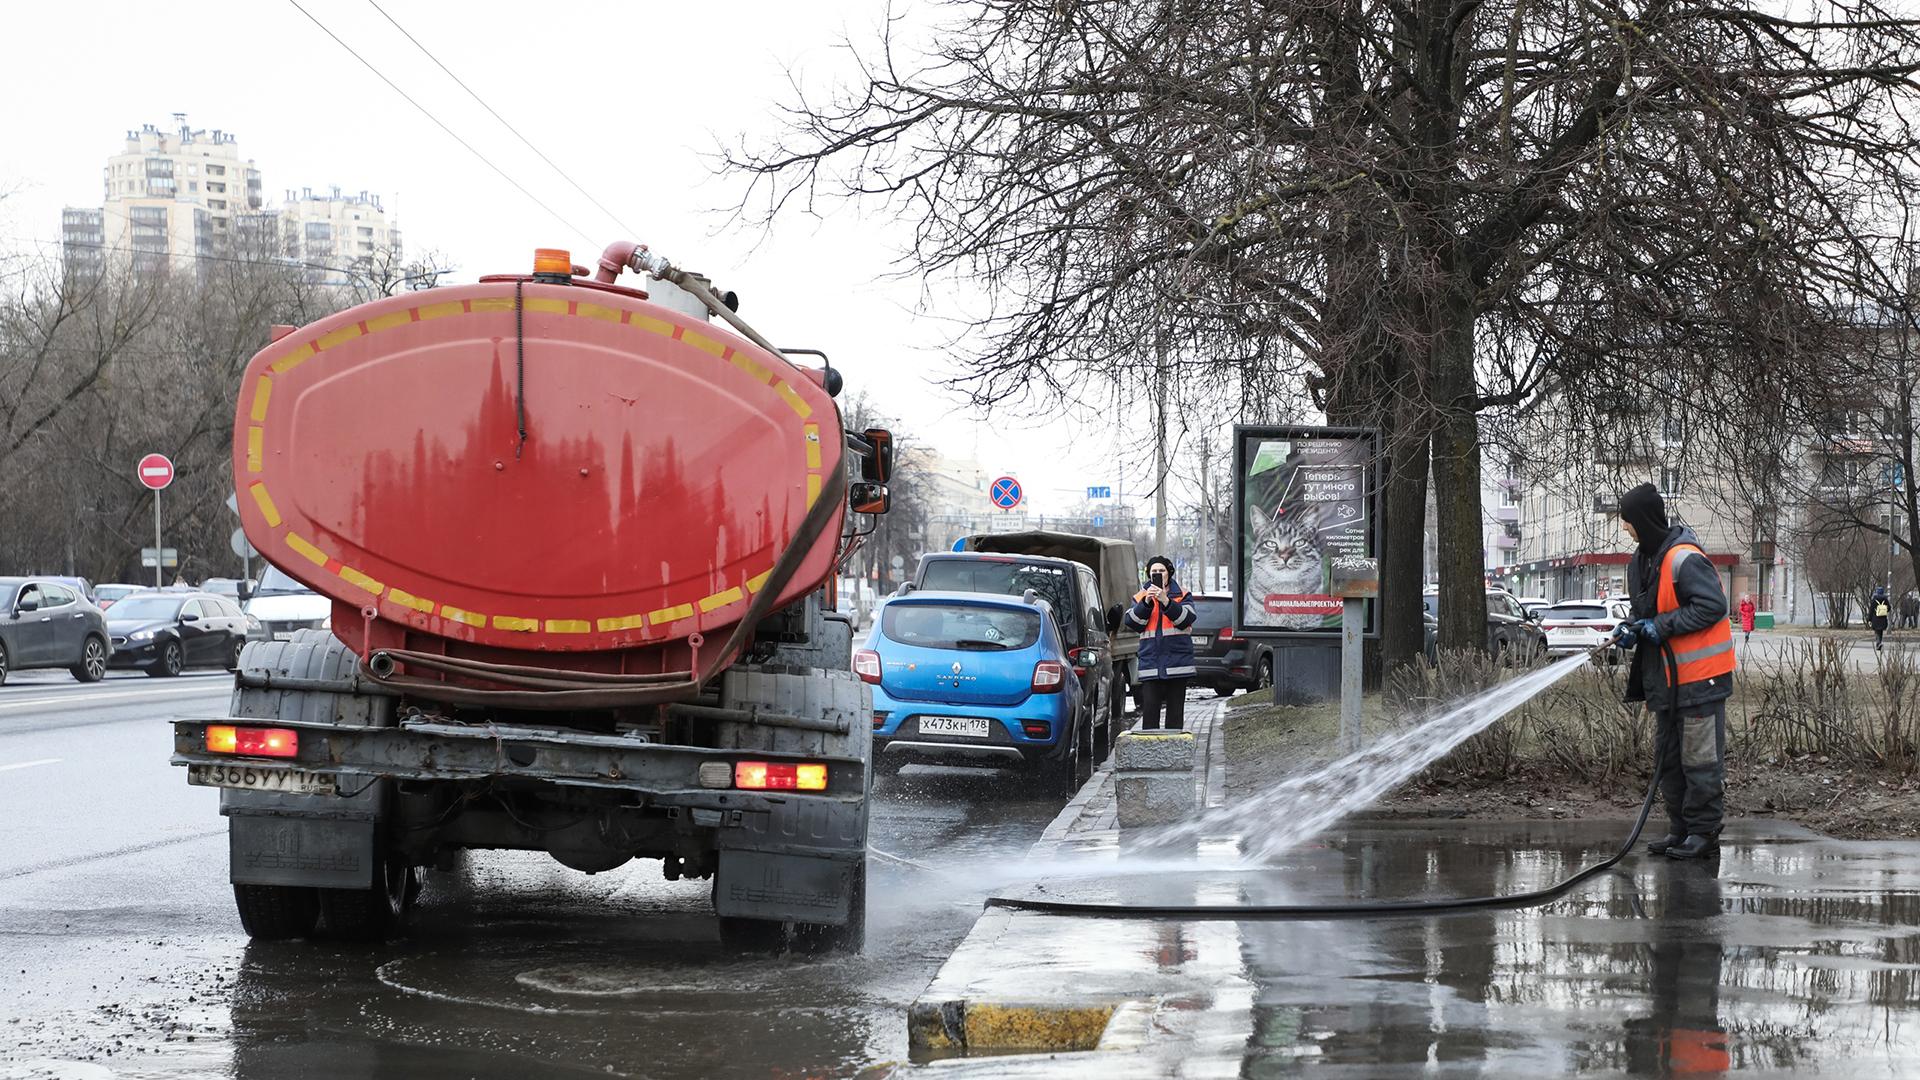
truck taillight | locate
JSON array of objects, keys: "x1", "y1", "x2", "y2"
[
  {"x1": 734, "y1": 761, "x2": 828, "y2": 792},
  {"x1": 853, "y1": 649, "x2": 883, "y2": 684},
  {"x1": 1218, "y1": 627, "x2": 1235, "y2": 640},
  {"x1": 1032, "y1": 661, "x2": 1066, "y2": 693},
  {"x1": 205, "y1": 725, "x2": 298, "y2": 758}
]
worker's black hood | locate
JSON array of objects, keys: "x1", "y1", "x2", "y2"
[{"x1": 1619, "y1": 482, "x2": 1671, "y2": 554}]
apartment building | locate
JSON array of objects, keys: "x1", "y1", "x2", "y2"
[{"x1": 280, "y1": 186, "x2": 401, "y2": 277}]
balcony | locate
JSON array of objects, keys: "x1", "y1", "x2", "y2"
[
  {"x1": 1494, "y1": 505, "x2": 1520, "y2": 523},
  {"x1": 1494, "y1": 533, "x2": 1520, "y2": 551}
]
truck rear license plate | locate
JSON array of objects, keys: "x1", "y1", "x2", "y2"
[
  {"x1": 188, "y1": 764, "x2": 336, "y2": 796},
  {"x1": 920, "y1": 716, "x2": 991, "y2": 738},
  {"x1": 1190, "y1": 635, "x2": 1210, "y2": 647}
]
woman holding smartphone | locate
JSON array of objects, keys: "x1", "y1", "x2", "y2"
[{"x1": 1125, "y1": 555, "x2": 1196, "y2": 730}]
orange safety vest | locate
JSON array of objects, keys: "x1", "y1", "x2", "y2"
[
  {"x1": 1656, "y1": 543, "x2": 1736, "y2": 684},
  {"x1": 1133, "y1": 588, "x2": 1191, "y2": 635}
]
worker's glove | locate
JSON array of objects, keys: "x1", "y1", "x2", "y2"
[
  {"x1": 1613, "y1": 622, "x2": 1639, "y2": 649},
  {"x1": 1633, "y1": 618, "x2": 1661, "y2": 645}
]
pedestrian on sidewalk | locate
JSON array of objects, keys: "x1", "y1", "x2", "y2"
[
  {"x1": 1613, "y1": 483, "x2": 1735, "y2": 861},
  {"x1": 1871, "y1": 586, "x2": 1891, "y2": 651},
  {"x1": 1904, "y1": 590, "x2": 1919, "y2": 630},
  {"x1": 1126, "y1": 555, "x2": 1195, "y2": 731},
  {"x1": 1738, "y1": 595, "x2": 1756, "y2": 647}
]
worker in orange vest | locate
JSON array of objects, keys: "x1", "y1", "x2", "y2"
[{"x1": 1613, "y1": 483, "x2": 1735, "y2": 860}]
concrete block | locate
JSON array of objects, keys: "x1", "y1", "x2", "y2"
[
  {"x1": 1114, "y1": 730, "x2": 1195, "y2": 771},
  {"x1": 1115, "y1": 773, "x2": 1195, "y2": 827}
]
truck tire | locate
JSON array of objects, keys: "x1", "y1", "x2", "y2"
[
  {"x1": 233, "y1": 882, "x2": 320, "y2": 940},
  {"x1": 226, "y1": 629, "x2": 413, "y2": 942}
]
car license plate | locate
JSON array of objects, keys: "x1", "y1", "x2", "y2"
[
  {"x1": 188, "y1": 763, "x2": 336, "y2": 795},
  {"x1": 920, "y1": 716, "x2": 991, "y2": 739},
  {"x1": 1190, "y1": 635, "x2": 1210, "y2": 647}
]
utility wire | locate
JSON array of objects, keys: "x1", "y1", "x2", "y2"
[
  {"x1": 365, "y1": 0, "x2": 642, "y2": 240},
  {"x1": 282, "y1": 0, "x2": 596, "y2": 246}
]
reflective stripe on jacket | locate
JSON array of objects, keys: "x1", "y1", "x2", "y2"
[
  {"x1": 1657, "y1": 543, "x2": 1736, "y2": 685},
  {"x1": 1127, "y1": 582, "x2": 1196, "y2": 679}
]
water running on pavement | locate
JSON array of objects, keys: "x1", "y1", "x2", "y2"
[{"x1": 1145, "y1": 650, "x2": 1599, "y2": 862}]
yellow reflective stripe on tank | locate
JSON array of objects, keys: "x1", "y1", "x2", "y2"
[
  {"x1": 523, "y1": 297, "x2": 569, "y2": 315},
  {"x1": 577, "y1": 302, "x2": 622, "y2": 324},
  {"x1": 699, "y1": 587, "x2": 744, "y2": 613},
  {"x1": 440, "y1": 606, "x2": 485, "y2": 627},
  {"x1": 365, "y1": 310, "x2": 412, "y2": 333},
  {"x1": 245, "y1": 427, "x2": 264, "y2": 473},
  {"x1": 806, "y1": 474, "x2": 823, "y2": 505},
  {"x1": 388, "y1": 589, "x2": 434, "y2": 614},
  {"x1": 804, "y1": 424, "x2": 822, "y2": 469},
  {"x1": 545, "y1": 619, "x2": 591, "y2": 634},
  {"x1": 746, "y1": 570, "x2": 772, "y2": 594},
  {"x1": 493, "y1": 615, "x2": 538, "y2": 632},
  {"x1": 730, "y1": 352, "x2": 773, "y2": 384},
  {"x1": 338, "y1": 566, "x2": 384, "y2": 596},
  {"x1": 249, "y1": 376, "x2": 273, "y2": 422},
  {"x1": 596, "y1": 614, "x2": 647, "y2": 632},
  {"x1": 416, "y1": 300, "x2": 463, "y2": 321},
  {"x1": 775, "y1": 381, "x2": 812, "y2": 418},
  {"x1": 285, "y1": 532, "x2": 328, "y2": 567},
  {"x1": 315, "y1": 324, "x2": 363, "y2": 351},
  {"x1": 248, "y1": 482, "x2": 282, "y2": 527},
  {"x1": 649, "y1": 603, "x2": 695, "y2": 625},
  {"x1": 269, "y1": 342, "x2": 315, "y2": 373},
  {"x1": 684, "y1": 332, "x2": 727, "y2": 358}
]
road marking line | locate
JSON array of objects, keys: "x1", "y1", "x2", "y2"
[
  {"x1": 0, "y1": 686, "x2": 229, "y2": 711},
  {"x1": 0, "y1": 758, "x2": 61, "y2": 773}
]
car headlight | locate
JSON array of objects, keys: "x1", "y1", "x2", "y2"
[{"x1": 129, "y1": 629, "x2": 156, "y2": 643}]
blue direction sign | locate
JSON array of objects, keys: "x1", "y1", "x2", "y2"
[
  {"x1": 1087, "y1": 485, "x2": 1112, "y2": 499},
  {"x1": 990, "y1": 476, "x2": 1024, "y2": 510},
  {"x1": 1092, "y1": 514, "x2": 1106, "y2": 528}
]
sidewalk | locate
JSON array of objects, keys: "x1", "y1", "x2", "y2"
[
  {"x1": 905, "y1": 698, "x2": 1234, "y2": 1063},
  {"x1": 894, "y1": 697, "x2": 1920, "y2": 1078}
]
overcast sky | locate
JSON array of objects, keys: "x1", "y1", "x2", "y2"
[{"x1": 0, "y1": 0, "x2": 1194, "y2": 518}]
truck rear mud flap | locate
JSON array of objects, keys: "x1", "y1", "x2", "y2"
[{"x1": 715, "y1": 850, "x2": 859, "y2": 924}]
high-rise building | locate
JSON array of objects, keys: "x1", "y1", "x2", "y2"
[
  {"x1": 279, "y1": 186, "x2": 401, "y2": 280},
  {"x1": 61, "y1": 117, "x2": 397, "y2": 282}
]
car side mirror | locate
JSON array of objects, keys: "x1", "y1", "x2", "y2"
[
  {"x1": 1106, "y1": 604, "x2": 1125, "y2": 634},
  {"x1": 16, "y1": 597, "x2": 38, "y2": 613},
  {"x1": 849, "y1": 481, "x2": 890, "y2": 515},
  {"x1": 182, "y1": 612, "x2": 201, "y2": 623}
]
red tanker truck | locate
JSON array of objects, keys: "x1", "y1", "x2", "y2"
[{"x1": 169, "y1": 243, "x2": 891, "y2": 952}]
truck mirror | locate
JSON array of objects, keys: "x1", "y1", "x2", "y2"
[
  {"x1": 850, "y1": 481, "x2": 890, "y2": 515},
  {"x1": 860, "y1": 428, "x2": 894, "y2": 483}
]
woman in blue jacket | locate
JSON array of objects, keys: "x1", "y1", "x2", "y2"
[{"x1": 1125, "y1": 555, "x2": 1196, "y2": 730}]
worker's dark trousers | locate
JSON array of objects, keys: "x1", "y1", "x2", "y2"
[
  {"x1": 1137, "y1": 678, "x2": 1189, "y2": 731},
  {"x1": 1655, "y1": 699, "x2": 1726, "y2": 837}
]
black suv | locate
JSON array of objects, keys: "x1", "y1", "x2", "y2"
[
  {"x1": 1187, "y1": 594, "x2": 1274, "y2": 696},
  {"x1": 911, "y1": 551, "x2": 1119, "y2": 760}
]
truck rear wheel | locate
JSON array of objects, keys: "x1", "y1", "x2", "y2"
[
  {"x1": 317, "y1": 857, "x2": 419, "y2": 942},
  {"x1": 233, "y1": 883, "x2": 320, "y2": 940}
]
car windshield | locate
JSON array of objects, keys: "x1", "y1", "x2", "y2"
[
  {"x1": 1190, "y1": 597, "x2": 1233, "y2": 630},
  {"x1": 883, "y1": 602, "x2": 1042, "y2": 651},
  {"x1": 917, "y1": 560, "x2": 1077, "y2": 637},
  {"x1": 1548, "y1": 604, "x2": 1608, "y2": 621},
  {"x1": 107, "y1": 597, "x2": 183, "y2": 621},
  {"x1": 252, "y1": 567, "x2": 315, "y2": 597}
]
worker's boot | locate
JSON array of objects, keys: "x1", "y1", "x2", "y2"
[
  {"x1": 1645, "y1": 832, "x2": 1684, "y2": 855},
  {"x1": 1666, "y1": 834, "x2": 1719, "y2": 860}
]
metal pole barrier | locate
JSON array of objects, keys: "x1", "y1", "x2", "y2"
[
  {"x1": 1340, "y1": 596, "x2": 1363, "y2": 754},
  {"x1": 153, "y1": 490, "x2": 164, "y2": 588}
]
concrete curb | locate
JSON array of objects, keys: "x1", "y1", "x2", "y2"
[{"x1": 905, "y1": 699, "x2": 1231, "y2": 1061}]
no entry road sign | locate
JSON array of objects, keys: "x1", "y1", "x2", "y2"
[
  {"x1": 137, "y1": 453, "x2": 175, "y2": 491},
  {"x1": 990, "y1": 476, "x2": 1023, "y2": 510}
]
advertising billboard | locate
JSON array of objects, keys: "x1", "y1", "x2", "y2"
[{"x1": 1233, "y1": 425, "x2": 1382, "y2": 637}]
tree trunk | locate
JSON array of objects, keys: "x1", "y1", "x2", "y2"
[
  {"x1": 1431, "y1": 284, "x2": 1489, "y2": 653},
  {"x1": 1378, "y1": 402, "x2": 1432, "y2": 672}
]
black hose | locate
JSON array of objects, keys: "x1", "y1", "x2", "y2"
[{"x1": 983, "y1": 641, "x2": 1683, "y2": 920}]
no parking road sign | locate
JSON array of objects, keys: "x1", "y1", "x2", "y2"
[{"x1": 990, "y1": 475, "x2": 1023, "y2": 510}]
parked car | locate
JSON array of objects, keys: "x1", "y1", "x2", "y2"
[
  {"x1": 860, "y1": 590, "x2": 1091, "y2": 797},
  {"x1": 1540, "y1": 599, "x2": 1624, "y2": 660},
  {"x1": 913, "y1": 548, "x2": 1121, "y2": 761},
  {"x1": 948, "y1": 531, "x2": 1140, "y2": 738},
  {"x1": 0, "y1": 577, "x2": 111, "y2": 685},
  {"x1": 1514, "y1": 595, "x2": 1552, "y2": 620},
  {"x1": 201, "y1": 577, "x2": 256, "y2": 603},
  {"x1": 1186, "y1": 593, "x2": 1273, "y2": 695},
  {"x1": 104, "y1": 591, "x2": 250, "y2": 676},
  {"x1": 1423, "y1": 588, "x2": 1546, "y2": 665},
  {"x1": 93, "y1": 583, "x2": 144, "y2": 610},
  {"x1": 242, "y1": 566, "x2": 331, "y2": 640}
]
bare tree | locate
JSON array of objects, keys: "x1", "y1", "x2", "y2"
[{"x1": 725, "y1": 0, "x2": 1920, "y2": 669}]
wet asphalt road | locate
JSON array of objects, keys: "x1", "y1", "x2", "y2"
[{"x1": 0, "y1": 671, "x2": 1070, "y2": 1078}]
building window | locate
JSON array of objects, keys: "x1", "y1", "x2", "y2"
[
  {"x1": 208, "y1": 164, "x2": 225, "y2": 176},
  {"x1": 188, "y1": 181, "x2": 197, "y2": 192}
]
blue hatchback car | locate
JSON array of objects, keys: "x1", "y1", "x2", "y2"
[{"x1": 857, "y1": 590, "x2": 1090, "y2": 795}]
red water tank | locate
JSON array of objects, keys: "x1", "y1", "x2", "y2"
[{"x1": 232, "y1": 275, "x2": 844, "y2": 677}]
